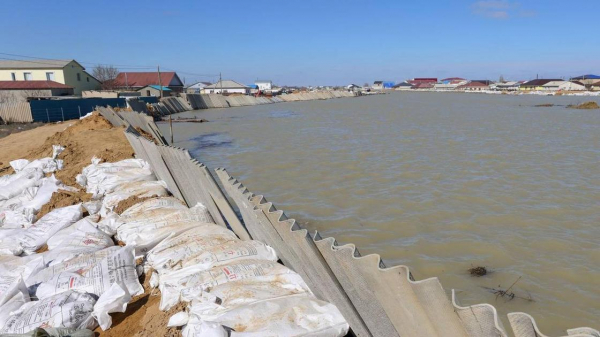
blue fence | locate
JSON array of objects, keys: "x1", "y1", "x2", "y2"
[{"x1": 30, "y1": 98, "x2": 126, "y2": 122}]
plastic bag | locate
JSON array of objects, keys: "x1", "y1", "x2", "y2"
[{"x1": 0, "y1": 290, "x2": 97, "y2": 334}]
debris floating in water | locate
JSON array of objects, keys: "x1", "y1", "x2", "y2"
[{"x1": 468, "y1": 266, "x2": 488, "y2": 277}]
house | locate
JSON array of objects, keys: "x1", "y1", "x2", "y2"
[
  {"x1": 494, "y1": 81, "x2": 521, "y2": 91},
  {"x1": 412, "y1": 82, "x2": 435, "y2": 90},
  {"x1": 440, "y1": 77, "x2": 466, "y2": 84},
  {"x1": 186, "y1": 81, "x2": 211, "y2": 94},
  {"x1": 137, "y1": 85, "x2": 172, "y2": 97},
  {"x1": 519, "y1": 79, "x2": 562, "y2": 91},
  {"x1": 393, "y1": 82, "x2": 414, "y2": 90},
  {"x1": 203, "y1": 80, "x2": 250, "y2": 94},
  {"x1": 255, "y1": 80, "x2": 272, "y2": 91},
  {"x1": 407, "y1": 78, "x2": 438, "y2": 85},
  {"x1": 541, "y1": 81, "x2": 586, "y2": 91},
  {"x1": 570, "y1": 74, "x2": 600, "y2": 86},
  {"x1": 591, "y1": 81, "x2": 600, "y2": 91},
  {"x1": 0, "y1": 59, "x2": 100, "y2": 95},
  {"x1": 0, "y1": 80, "x2": 74, "y2": 103},
  {"x1": 457, "y1": 81, "x2": 489, "y2": 91},
  {"x1": 346, "y1": 84, "x2": 360, "y2": 91},
  {"x1": 372, "y1": 81, "x2": 384, "y2": 90},
  {"x1": 113, "y1": 72, "x2": 184, "y2": 93}
]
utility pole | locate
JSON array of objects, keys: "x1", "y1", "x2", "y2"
[
  {"x1": 219, "y1": 72, "x2": 223, "y2": 94},
  {"x1": 158, "y1": 65, "x2": 173, "y2": 144}
]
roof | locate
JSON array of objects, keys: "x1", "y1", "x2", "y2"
[
  {"x1": 441, "y1": 77, "x2": 465, "y2": 81},
  {"x1": 0, "y1": 80, "x2": 73, "y2": 90},
  {"x1": 413, "y1": 82, "x2": 434, "y2": 89},
  {"x1": 521, "y1": 79, "x2": 562, "y2": 87},
  {"x1": 139, "y1": 85, "x2": 171, "y2": 91},
  {"x1": 373, "y1": 81, "x2": 383, "y2": 84},
  {"x1": 204, "y1": 80, "x2": 249, "y2": 89},
  {"x1": 464, "y1": 81, "x2": 489, "y2": 87},
  {"x1": 255, "y1": 80, "x2": 272, "y2": 83},
  {"x1": 187, "y1": 81, "x2": 211, "y2": 89},
  {"x1": 496, "y1": 81, "x2": 519, "y2": 86},
  {"x1": 592, "y1": 81, "x2": 600, "y2": 86},
  {"x1": 394, "y1": 82, "x2": 413, "y2": 87},
  {"x1": 113, "y1": 72, "x2": 183, "y2": 87},
  {"x1": 571, "y1": 74, "x2": 600, "y2": 80},
  {"x1": 247, "y1": 84, "x2": 259, "y2": 89},
  {"x1": 0, "y1": 59, "x2": 78, "y2": 70}
]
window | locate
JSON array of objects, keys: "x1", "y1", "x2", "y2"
[
  {"x1": 24, "y1": 72, "x2": 32, "y2": 81},
  {"x1": 86, "y1": 77, "x2": 89, "y2": 82},
  {"x1": 46, "y1": 72, "x2": 55, "y2": 81},
  {"x1": 11, "y1": 73, "x2": 16, "y2": 81},
  {"x1": 146, "y1": 90, "x2": 151, "y2": 96},
  {"x1": 77, "y1": 73, "x2": 81, "y2": 81}
]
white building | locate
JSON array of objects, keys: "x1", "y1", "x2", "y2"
[
  {"x1": 494, "y1": 81, "x2": 521, "y2": 91},
  {"x1": 202, "y1": 80, "x2": 250, "y2": 94},
  {"x1": 541, "y1": 81, "x2": 586, "y2": 91},
  {"x1": 255, "y1": 80, "x2": 272, "y2": 91},
  {"x1": 186, "y1": 81, "x2": 211, "y2": 94}
]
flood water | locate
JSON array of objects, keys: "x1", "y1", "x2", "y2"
[{"x1": 159, "y1": 92, "x2": 600, "y2": 334}]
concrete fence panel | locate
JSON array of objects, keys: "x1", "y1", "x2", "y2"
[{"x1": 0, "y1": 102, "x2": 33, "y2": 123}]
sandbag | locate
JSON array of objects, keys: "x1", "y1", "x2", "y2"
[
  {"x1": 146, "y1": 225, "x2": 238, "y2": 273},
  {"x1": 0, "y1": 290, "x2": 97, "y2": 334},
  {"x1": 46, "y1": 215, "x2": 113, "y2": 252},
  {"x1": 181, "y1": 294, "x2": 349, "y2": 337},
  {"x1": 0, "y1": 275, "x2": 27, "y2": 307},
  {"x1": 0, "y1": 292, "x2": 29, "y2": 331},
  {"x1": 159, "y1": 260, "x2": 295, "y2": 311},
  {"x1": 92, "y1": 282, "x2": 131, "y2": 331},
  {"x1": 16, "y1": 204, "x2": 82, "y2": 255},
  {"x1": 76, "y1": 158, "x2": 155, "y2": 196},
  {"x1": 0, "y1": 327, "x2": 94, "y2": 337},
  {"x1": 36, "y1": 246, "x2": 143, "y2": 300},
  {"x1": 118, "y1": 197, "x2": 187, "y2": 220},
  {"x1": 26, "y1": 247, "x2": 121, "y2": 287},
  {"x1": 100, "y1": 180, "x2": 169, "y2": 217},
  {"x1": 0, "y1": 169, "x2": 44, "y2": 201}
]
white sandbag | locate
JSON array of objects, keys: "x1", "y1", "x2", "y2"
[
  {"x1": 46, "y1": 215, "x2": 113, "y2": 251},
  {"x1": 26, "y1": 246, "x2": 121, "y2": 287},
  {"x1": 100, "y1": 180, "x2": 169, "y2": 217},
  {"x1": 118, "y1": 197, "x2": 187, "y2": 220},
  {"x1": 146, "y1": 225, "x2": 238, "y2": 273},
  {"x1": 0, "y1": 168, "x2": 44, "y2": 201},
  {"x1": 128, "y1": 222, "x2": 210, "y2": 258},
  {"x1": 8, "y1": 146, "x2": 64, "y2": 175},
  {"x1": 92, "y1": 282, "x2": 131, "y2": 331},
  {"x1": 0, "y1": 290, "x2": 97, "y2": 334},
  {"x1": 0, "y1": 228, "x2": 27, "y2": 255},
  {"x1": 170, "y1": 240, "x2": 278, "y2": 275},
  {"x1": 0, "y1": 292, "x2": 29, "y2": 331},
  {"x1": 36, "y1": 246, "x2": 143, "y2": 300},
  {"x1": 116, "y1": 203, "x2": 215, "y2": 248},
  {"x1": 76, "y1": 158, "x2": 155, "y2": 196},
  {"x1": 0, "y1": 254, "x2": 45, "y2": 281},
  {"x1": 159, "y1": 260, "x2": 294, "y2": 311},
  {"x1": 182, "y1": 295, "x2": 349, "y2": 337},
  {"x1": 16, "y1": 204, "x2": 82, "y2": 255},
  {"x1": 0, "y1": 275, "x2": 28, "y2": 307}
]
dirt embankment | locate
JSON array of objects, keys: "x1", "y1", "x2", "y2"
[
  {"x1": 0, "y1": 113, "x2": 179, "y2": 335},
  {"x1": 568, "y1": 101, "x2": 600, "y2": 109}
]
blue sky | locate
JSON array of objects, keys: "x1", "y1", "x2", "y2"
[{"x1": 1, "y1": 1, "x2": 599, "y2": 86}]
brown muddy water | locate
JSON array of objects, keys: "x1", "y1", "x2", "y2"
[{"x1": 159, "y1": 92, "x2": 600, "y2": 334}]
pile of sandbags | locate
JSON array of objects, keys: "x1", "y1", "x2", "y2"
[{"x1": 1, "y1": 154, "x2": 348, "y2": 336}]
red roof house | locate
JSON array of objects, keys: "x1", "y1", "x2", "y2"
[
  {"x1": 113, "y1": 72, "x2": 184, "y2": 92},
  {"x1": 0, "y1": 80, "x2": 72, "y2": 90}
]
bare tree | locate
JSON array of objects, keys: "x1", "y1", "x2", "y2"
[{"x1": 92, "y1": 65, "x2": 120, "y2": 90}]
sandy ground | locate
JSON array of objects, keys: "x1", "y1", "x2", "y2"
[
  {"x1": 0, "y1": 113, "x2": 175, "y2": 336},
  {"x1": 0, "y1": 122, "x2": 48, "y2": 139}
]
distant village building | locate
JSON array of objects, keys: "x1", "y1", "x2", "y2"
[
  {"x1": 494, "y1": 81, "x2": 521, "y2": 91},
  {"x1": 113, "y1": 72, "x2": 184, "y2": 93},
  {"x1": 541, "y1": 81, "x2": 586, "y2": 91},
  {"x1": 393, "y1": 82, "x2": 413, "y2": 90},
  {"x1": 346, "y1": 84, "x2": 360, "y2": 91},
  {"x1": 591, "y1": 81, "x2": 600, "y2": 91},
  {"x1": 186, "y1": 81, "x2": 211, "y2": 94},
  {"x1": 372, "y1": 81, "x2": 395, "y2": 90},
  {"x1": 440, "y1": 77, "x2": 465, "y2": 84},
  {"x1": 519, "y1": 79, "x2": 562, "y2": 91},
  {"x1": 137, "y1": 85, "x2": 172, "y2": 97},
  {"x1": 0, "y1": 80, "x2": 73, "y2": 103},
  {"x1": 457, "y1": 81, "x2": 490, "y2": 91},
  {"x1": 0, "y1": 59, "x2": 100, "y2": 95},
  {"x1": 407, "y1": 78, "x2": 437, "y2": 85},
  {"x1": 570, "y1": 74, "x2": 600, "y2": 87},
  {"x1": 255, "y1": 80, "x2": 272, "y2": 91},
  {"x1": 203, "y1": 80, "x2": 250, "y2": 94},
  {"x1": 412, "y1": 82, "x2": 435, "y2": 90}
]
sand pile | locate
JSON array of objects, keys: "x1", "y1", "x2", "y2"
[
  {"x1": 23, "y1": 113, "x2": 134, "y2": 186},
  {"x1": 568, "y1": 101, "x2": 600, "y2": 109}
]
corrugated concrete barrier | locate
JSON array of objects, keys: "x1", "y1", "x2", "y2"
[
  {"x1": 0, "y1": 102, "x2": 33, "y2": 123},
  {"x1": 97, "y1": 106, "x2": 166, "y2": 145},
  {"x1": 215, "y1": 168, "x2": 599, "y2": 337}
]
